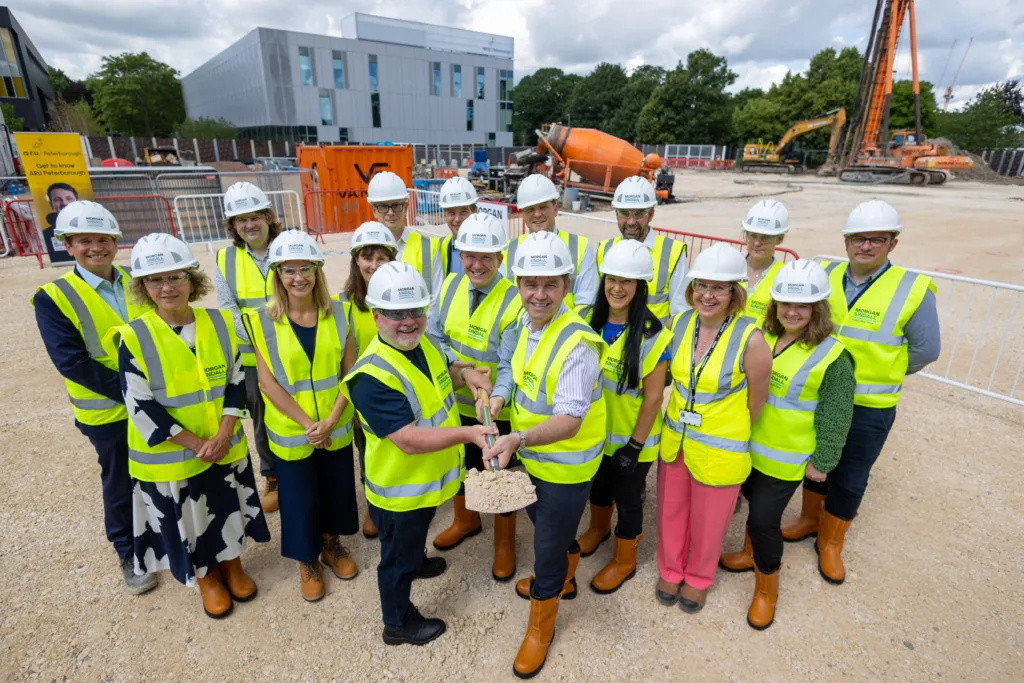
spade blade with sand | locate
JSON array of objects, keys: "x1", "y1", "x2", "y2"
[{"x1": 464, "y1": 389, "x2": 538, "y2": 514}]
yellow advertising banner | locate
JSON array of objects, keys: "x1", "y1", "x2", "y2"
[{"x1": 13, "y1": 132, "x2": 94, "y2": 265}]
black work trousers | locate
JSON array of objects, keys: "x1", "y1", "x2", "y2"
[
  {"x1": 588, "y1": 455, "x2": 654, "y2": 539},
  {"x1": 526, "y1": 475, "x2": 592, "y2": 599},
  {"x1": 740, "y1": 469, "x2": 802, "y2": 573},
  {"x1": 243, "y1": 365, "x2": 274, "y2": 477},
  {"x1": 368, "y1": 503, "x2": 436, "y2": 628},
  {"x1": 82, "y1": 420, "x2": 134, "y2": 561}
]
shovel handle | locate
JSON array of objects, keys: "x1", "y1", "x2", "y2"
[{"x1": 476, "y1": 388, "x2": 499, "y2": 470}]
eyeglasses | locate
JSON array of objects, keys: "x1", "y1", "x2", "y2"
[
  {"x1": 279, "y1": 264, "x2": 319, "y2": 278},
  {"x1": 143, "y1": 273, "x2": 190, "y2": 288},
  {"x1": 848, "y1": 235, "x2": 892, "y2": 247},
  {"x1": 745, "y1": 232, "x2": 780, "y2": 243},
  {"x1": 693, "y1": 281, "x2": 732, "y2": 296},
  {"x1": 373, "y1": 202, "x2": 407, "y2": 215},
  {"x1": 376, "y1": 307, "x2": 427, "y2": 321},
  {"x1": 616, "y1": 209, "x2": 651, "y2": 220}
]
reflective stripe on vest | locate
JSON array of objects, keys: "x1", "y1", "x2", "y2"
[
  {"x1": 258, "y1": 301, "x2": 346, "y2": 394},
  {"x1": 400, "y1": 231, "x2": 435, "y2": 292},
  {"x1": 130, "y1": 430, "x2": 243, "y2": 465},
  {"x1": 365, "y1": 462, "x2": 463, "y2": 499},
  {"x1": 220, "y1": 246, "x2": 271, "y2": 309},
  {"x1": 132, "y1": 312, "x2": 233, "y2": 407},
  {"x1": 52, "y1": 277, "x2": 106, "y2": 358},
  {"x1": 437, "y1": 275, "x2": 520, "y2": 364},
  {"x1": 744, "y1": 259, "x2": 784, "y2": 327},
  {"x1": 512, "y1": 321, "x2": 602, "y2": 414},
  {"x1": 350, "y1": 351, "x2": 457, "y2": 431},
  {"x1": 668, "y1": 310, "x2": 748, "y2": 404}
]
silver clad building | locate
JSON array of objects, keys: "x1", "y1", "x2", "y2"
[{"x1": 181, "y1": 13, "x2": 514, "y2": 146}]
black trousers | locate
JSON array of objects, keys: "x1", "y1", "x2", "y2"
[
  {"x1": 740, "y1": 469, "x2": 802, "y2": 573},
  {"x1": 526, "y1": 475, "x2": 592, "y2": 599},
  {"x1": 368, "y1": 503, "x2": 436, "y2": 628},
  {"x1": 243, "y1": 365, "x2": 274, "y2": 477},
  {"x1": 456, "y1": 414, "x2": 512, "y2": 495},
  {"x1": 803, "y1": 405, "x2": 897, "y2": 520},
  {"x1": 588, "y1": 455, "x2": 654, "y2": 539},
  {"x1": 82, "y1": 420, "x2": 134, "y2": 561}
]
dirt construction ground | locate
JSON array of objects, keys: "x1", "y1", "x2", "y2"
[{"x1": 1, "y1": 172, "x2": 1022, "y2": 682}]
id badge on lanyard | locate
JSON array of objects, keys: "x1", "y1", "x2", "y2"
[{"x1": 680, "y1": 316, "x2": 731, "y2": 433}]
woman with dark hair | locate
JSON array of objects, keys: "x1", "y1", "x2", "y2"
[
  {"x1": 719, "y1": 259, "x2": 854, "y2": 629},
  {"x1": 336, "y1": 221, "x2": 398, "y2": 539},
  {"x1": 574, "y1": 240, "x2": 672, "y2": 594}
]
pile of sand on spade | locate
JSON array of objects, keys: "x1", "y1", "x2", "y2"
[{"x1": 464, "y1": 468, "x2": 537, "y2": 513}]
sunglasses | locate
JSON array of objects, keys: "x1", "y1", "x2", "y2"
[{"x1": 376, "y1": 307, "x2": 427, "y2": 321}]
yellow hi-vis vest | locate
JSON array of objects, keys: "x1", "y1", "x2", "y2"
[
  {"x1": 108, "y1": 308, "x2": 247, "y2": 483},
  {"x1": 440, "y1": 234, "x2": 454, "y2": 276},
  {"x1": 598, "y1": 235, "x2": 686, "y2": 323},
  {"x1": 436, "y1": 273, "x2": 523, "y2": 420},
  {"x1": 510, "y1": 310, "x2": 608, "y2": 484},
  {"x1": 505, "y1": 228, "x2": 589, "y2": 309},
  {"x1": 399, "y1": 230, "x2": 440, "y2": 294},
  {"x1": 216, "y1": 246, "x2": 273, "y2": 367},
  {"x1": 660, "y1": 310, "x2": 757, "y2": 486},
  {"x1": 824, "y1": 261, "x2": 934, "y2": 408},
  {"x1": 744, "y1": 259, "x2": 785, "y2": 328},
  {"x1": 343, "y1": 335, "x2": 464, "y2": 512},
  {"x1": 34, "y1": 266, "x2": 148, "y2": 426},
  {"x1": 244, "y1": 301, "x2": 354, "y2": 461},
  {"x1": 334, "y1": 293, "x2": 377, "y2": 359},
  {"x1": 751, "y1": 333, "x2": 846, "y2": 481}
]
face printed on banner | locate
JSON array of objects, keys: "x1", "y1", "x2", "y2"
[{"x1": 47, "y1": 184, "x2": 79, "y2": 213}]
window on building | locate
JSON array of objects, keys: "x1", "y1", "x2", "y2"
[
  {"x1": 452, "y1": 65, "x2": 462, "y2": 98},
  {"x1": 466, "y1": 99, "x2": 474, "y2": 132},
  {"x1": 499, "y1": 102, "x2": 513, "y2": 133},
  {"x1": 339, "y1": 127, "x2": 349, "y2": 143},
  {"x1": 499, "y1": 70, "x2": 513, "y2": 101},
  {"x1": 319, "y1": 90, "x2": 333, "y2": 126},
  {"x1": 476, "y1": 67, "x2": 485, "y2": 99},
  {"x1": 488, "y1": 132, "x2": 497, "y2": 147},
  {"x1": 431, "y1": 62, "x2": 441, "y2": 97},
  {"x1": 332, "y1": 51, "x2": 346, "y2": 89},
  {"x1": 0, "y1": 29, "x2": 26, "y2": 98},
  {"x1": 371, "y1": 93, "x2": 382, "y2": 128},
  {"x1": 298, "y1": 46, "x2": 315, "y2": 86},
  {"x1": 368, "y1": 55, "x2": 379, "y2": 93}
]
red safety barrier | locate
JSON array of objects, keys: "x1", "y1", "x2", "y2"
[
  {"x1": 653, "y1": 226, "x2": 800, "y2": 266},
  {"x1": 3, "y1": 198, "x2": 45, "y2": 268},
  {"x1": 433, "y1": 168, "x2": 459, "y2": 180},
  {"x1": 93, "y1": 195, "x2": 177, "y2": 248},
  {"x1": 303, "y1": 189, "x2": 358, "y2": 239}
]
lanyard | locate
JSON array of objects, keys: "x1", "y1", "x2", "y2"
[
  {"x1": 846, "y1": 261, "x2": 891, "y2": 309},
  {"x1": 604, "y1": 322, "x2": 628, "y2": 348},
  {"x1": 687, "y1": 315, "x2": 731, "y2": 412}
]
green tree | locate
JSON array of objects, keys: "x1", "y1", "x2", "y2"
[
  {"x1": 48, "y1": 66, "x2": 72, "y2": 94},
  {"x1": 732, "y1": 96, "x2": 788, "y2": 145},
  {"x1": 47, "y1": 96, "x2": 107, "y2": 135},
  {"x1": 0, "y1": 102, "x2": 23, "y2": 131},
  {"x1": 566, "y1": 62, "x2": 628, "y2": 130},
  {"x1": 934, "y1": 84, "x2": 1020, "y2": 151},
  {"x1": 606, "y1": 65, "x2": 665, "y2": 141},
  {"x1": 511, "y1": 68, "x2": 580, "y2": 145},
  {"x1": 175, "y1": 116, "x2": 237, "y2": 139},
  {"x1": 87, "y1": 52, "x2": 185, "y2": 136},
  {"x1": 889, "y1": 80, "x2": 939, "y2": 136},
  {"x1": 48, "y1": 66, "x2": 92, "y2": 104},
  {"x1": 636, "y1": 49, "x2": 736, "y2": 144}
]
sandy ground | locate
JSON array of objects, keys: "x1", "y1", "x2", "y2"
[{"x1": 1, "y1": 173, "x2": 1022, "y2": 682}]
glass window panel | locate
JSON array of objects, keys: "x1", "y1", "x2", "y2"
[
  {"x1": 452, "y1": 65, "x2": 462, "y2": 98},
  {"x1": 466, "y1": 100, "x2": 473, "y2": 131},
  {"x1": 371, "y1": 92, "x2": 381, "y2": 128},
  {"x1": 333, "y1": 57, "x2": 345, "y2": 89},
  {"x1": 3, "y1": 78, "x2": 13, "y2": 98},
  {"x1": 0, "y1": 79, "x2": 7, "y2": 97},
  {"x1": 299, "y1": 52, "x2": 313, "y2": 86},
  {"x1": 368, "y1": 55, "x2": 378, "y2": 92},
  {"x1": 12, "y1": 76, "x2": 25, "y2": 98},
  {"x1": 1, "y1": 30, "x2": 16, "y2": 64},
  {"x1": 320, "y1": 91, "x2": 333, "y2": 125},
  {"x1": 476, "y1": 67, "x2": 485, "y2": 99}
]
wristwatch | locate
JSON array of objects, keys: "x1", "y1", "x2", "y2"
[{"x1": 516, "y1": 430, "x2": 527, "y2": 452}]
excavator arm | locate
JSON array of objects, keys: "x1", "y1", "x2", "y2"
[{"x1": 775, "y1": 108, "x2": 846, "y2": 156}]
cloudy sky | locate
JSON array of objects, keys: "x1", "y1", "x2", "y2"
[{"x1": 10, "y1": 0, "x2": 1023, "y2": 109}]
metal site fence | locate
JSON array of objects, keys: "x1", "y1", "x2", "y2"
[
  {"x1": 978, "y1": 148, "x2": 1024, "y2": 177},
  {"x1": 173, "y1": 190, "x2": 304, "y2": 246}
]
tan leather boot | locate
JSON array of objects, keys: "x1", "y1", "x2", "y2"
[
  {"x1": 321, "y1": 536, "x2": 358, "y2": 580},
  {"x1": 747, "y1": 564, "x2": 781, "y2": 630},
  {"x1": 781, "y1": 489, "x2": 825, "y2": 542},
  {"x1": 362, "y1": 510, "x2": 378, "y2": 539},
  {"x1": 515, "y1": 548, "x2": 582, "y2": 600},
  {"x1": 492, "y1": 512, "x2": 517, "y2": 582},
  {"x1": 512, "y1": 593, "x2": 560, "y2": 679},
  {"x1": 591, "y1": 534, "x2": 641, "y2": 594},
  {"x1": 432, "y1": 495, "x2": 482, "y2": 550},
  {"x1": 260, "y1": 475, "x2": 279, "y2": 513},
  {"x1": 815, "y1": 512, "x2": 851, "y2": 585},
  {"x1": 299, "y1": 561, "x2": 326, "y2": 602},
  {"x1": 197, "y1": 569, "x2": 233, "y2": 619},
  {"x1": 719, "y1": 527, "x2": 754, "y2": 573},
  {"x1": 218, "y1": 557, "x2": 257, "y2": 602},
  {"x1": 577, "y1": 504, "x2": 613, "y2": 557}
]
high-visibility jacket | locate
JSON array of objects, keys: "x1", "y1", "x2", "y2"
[
  {"x1": 400, "y1": 230, "x2": 440, "y2": 293},
  {"x1": 440, "y1": 234, "x2": 454, "y2": 276},
  {"x1": 244, "y1": 301, "x2": 354, "y2": 460},
  {"x1": 510, "y1": 309, "x2": 607, "y2": 484},
  {"x1": 343, "y1": 335, "x2": 464, "y2": 512},
  {"x1": 597, "y1": 235, "x2": 686, "y2": 323},
  {"x1": 436, "y1": 273, "x2": 522, "y2": 420},
  {"x1": 743, "y1": 259, "x2": 785, "y2": 328},
  {"x1": 34, "y1": 266, "x2": 148, "y2": 426},
  {"x1": 751, "y1": 333, "x2": 846, "y2": 481},
  {"x1": 109, "y1": 308, "x2": 247, "y2": 483},
  {"x1": 824, "y1": 261, "x2": 935, "y2": 408},
  {"x1": 216, "y1": 246, "x2": 273, "y2": 366},
  {"x1": 661, "y1": 310, "x2": 757, "y2": 486},
  {"x1": 505, "y1": 229, "x2": 589, "y2": 308},
  {"x1": 335, "y1": 293, "x2": 377, "y2": 359}
]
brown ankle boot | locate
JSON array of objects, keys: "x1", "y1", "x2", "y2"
[
  {"x1": 781, "y1": 489, "x2": 825, "y2": 542},
  {"x1": 432, "y1": 495, "x2": 482, "y2": 550},
  {"x1": 492, "y1": 512, "x2": 517, "y2": 582},
  {"x1": 218, "y1": 557, "x2": 257, "y2": 602},
  {"x1": 591, "y1": 534, "x2": 641, "y2": 594},
  {"x1": 362, "y1": 509, "x2": 378, "y2": 539},
  {"x1": 260, "y1": 475, "x2": 279, "y2": 513},
  {"x1": 815, "y1": 512, "x2": 851, "y2": 584},
  {"x1": 299, "y1": 561, "x2": 326, "y2": 602},
  {"x1": 515, "y1": 548, "x2": 582, "y2": 601},
  {"x1": 577, "y1": 504, "x2": 613, "y2": 557},
  {"x1": 321, "y1": 536, "x2": 358, "y2": 580},
  {"x1": 719, "y1": 527, "x2": 754, "y2": 573},
  {"x1": 747, "y1": 564, "x2": 781, "y2": 630},
  {"x1": 197, "y1": 569, "x2": 233, "y2": 619},
  {"x1": 512, "y1": 592, "x2": 560, "y2": 679}
]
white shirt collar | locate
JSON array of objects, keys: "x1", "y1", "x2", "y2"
[
  {"x1": 642, "y1": 230, "x2": 657, "y2": 248},
  {"x1": 77, "y1": 265, "x2": 120, "y2": 290}
]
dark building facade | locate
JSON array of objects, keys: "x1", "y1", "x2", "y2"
[{"x1": 0, "y1": 7, "x2": 53, "y2": 131}]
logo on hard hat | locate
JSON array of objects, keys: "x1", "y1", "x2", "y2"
[
  {"x1": 450, "y1": 192, "x2": 463, "y2": 200},
  {"x1": 145, "y1": 254, "x2": 166, "y2": 266},
  {"x1": 622, "y1": 194, "x2": 642, "y2": 202},
  {"x1": 286, "y1": 244, "x2": 305, "y2": 254},
  {"x1": 85, "y1": 216, "x2": 105, "y2": 228},
  {"x1": 366, "y1": 231, "x2": 383, "y2": 240},
  {"x1": 397, "y1": 286, "x2": 415, "y2": 300},
  {"x1": 529, "y1": 255, "x2": 547, "y2": 266},
  {"x1": 470, "y1": 234, "x2": 485, "y2": 244}
]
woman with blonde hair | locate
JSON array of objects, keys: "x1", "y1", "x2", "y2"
[
  {"x1": 719, "y1": 259, "x2": 854, "y2": 629},
  {"x1": 109, "y1": 233, "x2": 269, "y2": 619},
  {"x1": 243, "y1": 229, "x2": 360, "y2": 602}
]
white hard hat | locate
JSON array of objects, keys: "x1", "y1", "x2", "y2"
[
  {"x1": 770, "y1": 258, "x2": 832, "y2": 303},
  {"x1": 54, "y1": 200, "x2": 121, "y2": 238},
  {"x1": 366, "y1": 171, "x2": 409, "y2": 204},
  {"x1": 130, "y1": 233, "x2": 199, "y2": 278},
  {"x1": 268, "y1": 229, "x2": 324, "y2": 267},
  {"x1": 351, "y1": 221, "x2": 398, "y2": 254},
  {"x1": 688, "y1": 243, "x2": 747, "y2": 282},
  {"x1": 843, "y1": 199, "x2": 902, "y2": 236},
  {"x1": 611, "y1": 176, "x2": 657, "y2": 210},
  {"x1": 516, "y1": 174, "x2": 560, "y2": 209},
  {"x1": 365, "y1": 261, "x2": 431, "y2": 310},
  {"x1": 223, "y1": 182, "x2": 271, "y2": 218},
  {"x1": 742, "y1": 199, "x2": 789, "y2": 235},
  {"x1": 455, "y1": 213, "x2": 507, "y2": 253},
  {"x1": 438, "y1": 176, "x2": 479, "y2": 209},
  {"x1": 510, "y1": 231, "x2": 574, "y2": 277},
  {"x1": 600, "y1": 239, "x2": 654, "y2": 281}
]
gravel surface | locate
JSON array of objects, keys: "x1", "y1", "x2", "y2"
[{"x1": 1, "y1": 175, "x2": 1021, "y2": 682}]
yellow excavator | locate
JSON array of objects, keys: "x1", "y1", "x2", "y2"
[{"x1": 741, "y1": 108, "x2": 846, "y2": 174}]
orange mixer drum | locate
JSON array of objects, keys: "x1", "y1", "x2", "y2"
[{"x1": 543, "y1": 124, "x2": 651, "y2": 188}]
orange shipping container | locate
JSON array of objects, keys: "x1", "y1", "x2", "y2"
[{"x1": 298, "y1": 145, "x2": 414, "y2": 233}]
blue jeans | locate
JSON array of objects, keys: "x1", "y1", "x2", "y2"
[
  {"x1": 526, "y1": 475, "x2": 592, "y2": 599},
  {"x1": 82, "y1": 420, "x2": 134, "y2": 561},
  {"x1": 804, "y1": 405, "x2": 897, "y2": 520},
  {"x1": 368, "y1": 503, "x2": 436, "y2": 628}
]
